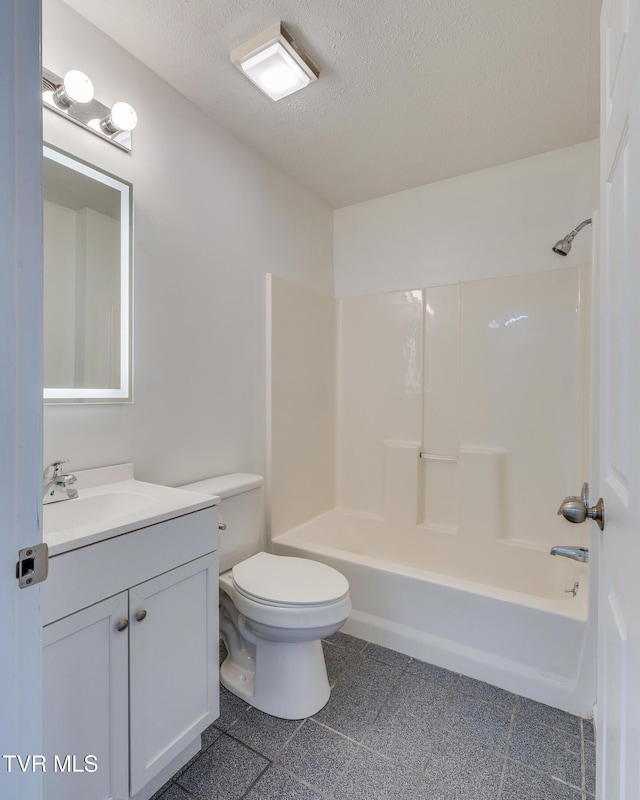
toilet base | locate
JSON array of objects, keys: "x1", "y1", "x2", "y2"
[{"x1": 220, "y1": 637, "x2": 330, "y2": 719}]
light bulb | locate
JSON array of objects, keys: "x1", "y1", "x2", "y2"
[
  {"x1": 52, "y1": 70, "x2": 94, "y2": 107},
  {"x1": 259, "y1": 63, "x2": 299, "y2": 94},
  {"x1": 63, "y1": 70, "x2": 94, "y2": 103},
  {"x1": 109, "y1": 102, "x2": 138, "y2": 132}
]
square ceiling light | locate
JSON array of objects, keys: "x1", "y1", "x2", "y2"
[{"x1": 230, "y1": 23, "x2": 319, "y2": 101}]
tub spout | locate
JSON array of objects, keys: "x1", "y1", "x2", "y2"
[{"x1": 550, "y1": 546, "x2": 589, "y2": 563}]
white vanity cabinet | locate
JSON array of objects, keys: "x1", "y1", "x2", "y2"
[
  {"x1": 43, "y1": 591, "x2": 130, "y2": 800},
  {"x1": 128, "y1": 555, "x2": 217, "y2": 795},
  {"x1": 42, "y1": 506, "x2": 219, "y2": 800}
]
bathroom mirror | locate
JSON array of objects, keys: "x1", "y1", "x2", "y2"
[{"x1": 43, "y1": 145, "x2": 132, "y2": 402}]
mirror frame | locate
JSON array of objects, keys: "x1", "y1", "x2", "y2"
[{"x1": 43, "y1": 144, "x2": 133, "y2": 402}]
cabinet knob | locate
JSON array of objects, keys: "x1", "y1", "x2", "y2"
[
  {"x1": 135, "y1": 609, "x2": 147, "y2": 622},
  {"x1": 116, "y1": 618, "x2": 129, "y2": 632}
]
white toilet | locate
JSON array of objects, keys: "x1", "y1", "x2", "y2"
[{"x1": 180, "y1": 473, "x2": 351, "y2": 719}]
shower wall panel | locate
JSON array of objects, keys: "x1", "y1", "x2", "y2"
[
  {"x1": 268, "y1": 275, "x2": 336, "y2": 537},
  {"x1": 336, "y1": 266, "x2": 590, "y2": 550},
  {"x1": 459, "y1": 267, "x2": 589, "y2": 547},
  {"x1": 336, "y1": 291, "x2": 423, "y2": 519}
]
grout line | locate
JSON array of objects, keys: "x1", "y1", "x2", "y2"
[
  {"x1": 504, "y1": 753, "x2": 584, "y2": 792},
  {"x1": 514, "y1": 696, "x2": 585, "y2": 737},
  {"x1": 325, "y1": 741, "x2": 426, "y2": 799},
  {"x1": 496, "y1": 698, "x2": 517, "y2": 799},
  {"x1": 309, "y1": 716, "x2": 370, "y2": 747},
  {"x1": 174, "y1": 785, "x2": 197, "y2": 800},
  {"x1": 270, "y1": 763, "x2": 335, "y2": 799},
  {"x1": 236, "y1": 761, "x2": 271, "y2": 800},
  {"x1": 222, "y1": 720, "x2": 304, "y2": 764},
  {"x1": 327, "y1": 742, "x2": 363, "y2": 796},
  {"x1": 273, "y1": 718, "x2": 307, "y2": 759},
  {"x1": 581, "y1": 717, "x2": 587, "y2": 796}
]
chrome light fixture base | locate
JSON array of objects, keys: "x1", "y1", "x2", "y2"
[{"x1": 42, "y1": 67, "x2": 133, "y2": 152}]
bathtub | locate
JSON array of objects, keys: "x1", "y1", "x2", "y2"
[{"x1": 272, "y1": 509, "x2": 595, "y2": 717}]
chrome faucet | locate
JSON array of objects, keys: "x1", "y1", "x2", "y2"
[
  {"x1": 550, "y1": 546, "x2": 589, "y2": 563},
  {"x1": 43, "y1": 460, "x2": 78, "y2": 504}
]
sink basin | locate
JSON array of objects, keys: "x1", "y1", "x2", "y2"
[
  {"x1": 43, "y1": 463, "x2": 218, "y2": 555},
  {"x1": 44, "y1": 490, "x2": 157, "y2": 535}
]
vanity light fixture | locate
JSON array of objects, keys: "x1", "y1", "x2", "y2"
[
  {"x1": 43, "y1": 67, "x2": 137, "y2": 152},
  {"x1": 230, "y1": 23, "x2": 319, "y2": 101}
]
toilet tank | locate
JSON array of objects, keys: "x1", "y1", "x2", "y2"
[{"x1": 179, "y1": 473, "x2": 264, "y2": 573}]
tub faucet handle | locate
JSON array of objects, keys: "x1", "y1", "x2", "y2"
[{"x1": 557, "y1": 482, "x2": 605, "y2": 531}]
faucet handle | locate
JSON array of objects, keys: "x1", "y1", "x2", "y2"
[{"x1": 43, "y1": 460, "x2": 68, "y2": 480}]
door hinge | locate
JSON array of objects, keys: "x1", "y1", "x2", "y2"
[{"x1": 16, "y1": 543, "x2": 49, "y2": 588}]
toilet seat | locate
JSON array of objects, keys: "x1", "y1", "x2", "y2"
[{"x1": 232, "y1": 552, "x2": 349, "y2": 607}]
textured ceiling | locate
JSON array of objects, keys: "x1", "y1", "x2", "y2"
[{"x1": 62, "y1": 0, "x2": 601, "y2": 208}]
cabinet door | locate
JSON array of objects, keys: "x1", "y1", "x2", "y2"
[
  {"x1": 43, "y1": 592, "x2": 129, "y2": 800},
  {"x1": 129, "y1": 553, "x2": 219, "y2": 796}
]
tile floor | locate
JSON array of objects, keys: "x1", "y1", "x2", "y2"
[{"x1": 153, "y1": 631, "x2": 596, "y2": 800}]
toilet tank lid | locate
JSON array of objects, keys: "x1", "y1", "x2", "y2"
[{"x1": 179, "y1": 473, "x2": 263, "y2": 499}]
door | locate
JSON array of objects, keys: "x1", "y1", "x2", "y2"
[
  {"x1": 597, "y1": 0, "x2": 640, "y2": 797},
  {"x1": 43, "y1": 593, "x2": 129, "y2": 800},
  {"x1": 0, "y1": 2, "x2": 44, "y2": 800},
  {"x1": 128, "y1": 554, "x2": 219, "y2": 796}
]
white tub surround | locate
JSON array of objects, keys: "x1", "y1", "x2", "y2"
[
  {"x1": 337, "y1": 267, "x2": 591, "y2": 553},
  {"x1": 269, "y1": 265, "x2": 594, "y2": 717},
  {"x1": 267, "y1": 275, "x2": 336, "y2": 539}
]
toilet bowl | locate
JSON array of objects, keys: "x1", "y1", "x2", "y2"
[
  {"x1": 220, "y1": 552, "x2": 350, "y2": 718},
  {"x1": 179, "y1": 474, "x2": 351, "y2": 719}
]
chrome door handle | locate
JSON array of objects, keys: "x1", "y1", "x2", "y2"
[
  {"x1": 557, "y1": 482, "x2": 605, "y2": 531},
  {"x1": 135, "y1": 609, "x2": 147, "y2": 622}
]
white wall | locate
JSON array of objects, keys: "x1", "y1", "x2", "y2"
[
  {"x1": 334, "y1": 141, "x2": 598, "y2": 297},
  {"x1": 42, "y1": 0, "x2": 333, "y2": 486}
]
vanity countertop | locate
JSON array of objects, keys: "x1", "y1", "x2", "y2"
[{"x1": 43, "y1": 463, "x2": 218, "y2": 556}]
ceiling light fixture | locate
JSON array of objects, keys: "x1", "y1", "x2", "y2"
[{"x1": 230, "y1": 23, "x2": 319, "y2": 101}]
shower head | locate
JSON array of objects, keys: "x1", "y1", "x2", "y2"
[
  {"x1": 552, "y1": 218, "x2": 592, "y2": 256},
  {"x1": 552, "y1": 237, "x2": 573, "y2": 256}
]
